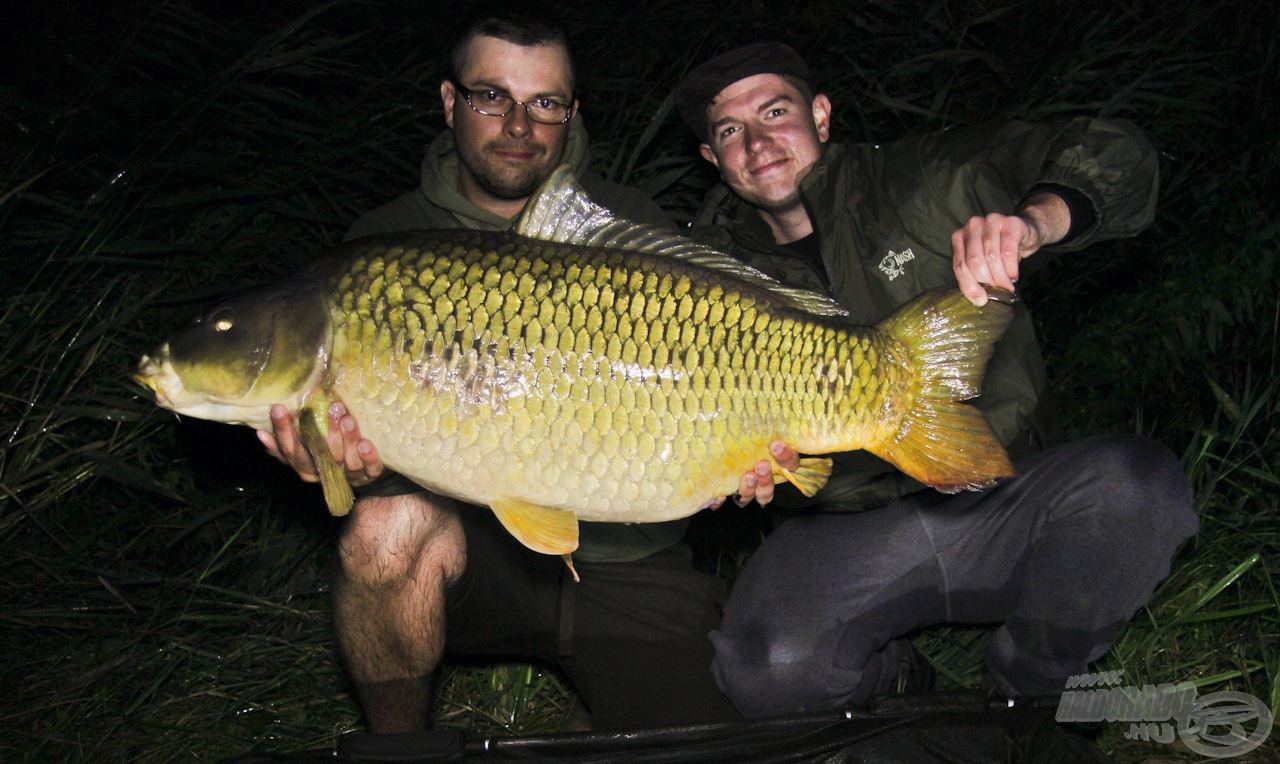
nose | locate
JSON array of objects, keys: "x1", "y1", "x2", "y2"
[
  {"x1": 744, "y1": 125, "x2": 771, "y2": 155},
  {"x1": 503, "y1": 106, "x2": 532, "y2": 138}
]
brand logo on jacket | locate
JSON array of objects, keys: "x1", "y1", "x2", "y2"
[{"x1": 879, "y1": 248, "x2": 915, "y2": 281}]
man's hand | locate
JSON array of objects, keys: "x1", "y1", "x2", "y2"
[
  {"x1": 257, "y1": 402, "x2": 384, "y2": 487},
  {"x1": 951, "y1": 191, "x2": 1071, "y2": 306},
  {"x1": 705, "y1": 441, "x2": 802, "y2": 509}
]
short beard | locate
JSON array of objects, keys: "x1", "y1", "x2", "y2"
[
  {"x1": 458, "y1": 141, "x2": 552, "y2": 201},
  {"x1": 472, "y1": 164, "x2": 545, "y2": 200}
]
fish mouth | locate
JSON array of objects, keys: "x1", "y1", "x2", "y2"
[
  {"x1": 132, "y1": 374, "x2": 171, "y2": 406},
  {"x1": 134, "y1": 347, "x2": 174, "y2": 407}
]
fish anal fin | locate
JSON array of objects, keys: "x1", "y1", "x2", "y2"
[
  {"x1": 491, "y1": 497, "x2": 580, "y2": 556},
  {"x1": 772, "y1": 456, "x2": 833, "y2": 498},
  {"x1": 298, "y1": 405, "x2": 354, "y2": 516}
]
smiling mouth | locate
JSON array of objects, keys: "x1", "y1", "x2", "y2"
[{"x1": 749, "y1": 158, "x2": 788, "y2": 175}]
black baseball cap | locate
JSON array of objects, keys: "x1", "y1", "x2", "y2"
[{"x1": 676, "y1": 42, "x2": 812, "y2": 138}]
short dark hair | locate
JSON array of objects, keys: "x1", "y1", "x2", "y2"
[{"x1": 450, "y1": 4, "x2": 575, "y2": 89}]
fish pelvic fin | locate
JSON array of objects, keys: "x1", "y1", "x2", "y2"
[
  {"x1": 772, "y1": 456, "x2": 834, "y2": 497},
  {"x1": 873, "y1": 287, "x2": 1018, "y2": 492},
  {"x1": 491, "y1": 497, "x2": 580, "y2": 557},
  {"x1": 298, "y1": 404, "x2": 355, "y2": 516}
]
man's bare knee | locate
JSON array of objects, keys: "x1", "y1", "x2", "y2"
[{"x1": 337, "y1": 492, "x2": 465, "y2": 591}]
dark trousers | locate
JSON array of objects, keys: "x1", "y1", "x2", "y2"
[
  {"x1": 710, "y1": 435, "x2": 1199, "y2": 717},
  {"x1": 444, "y1": 509, "x2": 740, "y2": 730}
]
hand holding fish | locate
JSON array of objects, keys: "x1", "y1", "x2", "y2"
[
  {"x1": 258, "y1": 401, "x2": 384, "y2": 487},
  {"x1": 714, "y1": 441, "x2": 800, "y2": 509},
  {"x1": 702, "y1": 441, "x2": 799, "y2": 510},
  {"x1": 951, "y1": 191, "x2": 1071, "y2": 306}
]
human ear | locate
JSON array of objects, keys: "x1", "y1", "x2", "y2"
[
  {"x1": 812, "y1": 93, "x2": 832, "y2": 143},
  {"x1": 699, "y1": 143, "x2": 720, "y2": 169},
  {"x1": 441, "y1": 80, "x2": 457, "y2": 129}
]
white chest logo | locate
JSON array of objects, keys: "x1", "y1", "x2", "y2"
[{"x1": 878, "y1": 248, "x2": 915, "y2": 281}]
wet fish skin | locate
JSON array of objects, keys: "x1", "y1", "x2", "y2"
[{"x1": 136, "y1": 169, "x2": 1016, "y2": 557}]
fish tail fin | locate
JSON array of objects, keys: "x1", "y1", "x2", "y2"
[{"x1": 872, "y1": 287, "x2": 1018, "y2": 492}]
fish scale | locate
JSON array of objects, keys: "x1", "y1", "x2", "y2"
[{"x1": 330, "y1": 232, "x2": 836, "y2": 522}]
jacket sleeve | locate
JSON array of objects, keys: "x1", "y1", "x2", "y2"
[
  {"x1": 884, "y1": 117, "x2": 1159, "y2": 254},
  {"x1": 342, "y1": 189, "x2": 463, "y2": 242},
  {"x1": 1017, "y1": 117, "x2": 1159, "y2": 249}
]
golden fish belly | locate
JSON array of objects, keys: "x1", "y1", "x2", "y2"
[{"x1": 322, "y1": 230, "x2": 907, "y2": 523}]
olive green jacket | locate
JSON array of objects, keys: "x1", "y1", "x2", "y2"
[
  {"x1": 347, "y1": 118, "x2": 687, "y2": 562},
  {"x1": 691, "y1": 117, "x2": 1158, "y2": 511}
]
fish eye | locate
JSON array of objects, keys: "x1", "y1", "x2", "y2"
[{"x1": 212, "y1": 311, "x2": 234, "y2": 332}]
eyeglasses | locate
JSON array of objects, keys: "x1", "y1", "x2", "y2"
[{"x1": 453, "y1": 82, "x2": 574, "y2": 125}]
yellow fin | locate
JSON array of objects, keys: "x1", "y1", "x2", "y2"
[
  {"x1": 491, "y1": 497, "x2": 580, "y2": 556},
  {"x1": 772, "y1": 456, "x2": 833, "y2": 497},
  {"x1": 514, "y1": 165, "x2": 849, "y2": 318},
  {"x1": 298, "y1": 406, "x2": 354, "y2": 516},
  {"x1": 561, "y1": 554, "x2": 580, "y2": 583},
  {"x1": 875, "y1": 402, "x2": 1014, "y2": 492},
  {"x1": 871, "y1": 287, "x2": 1017, "y2": 491}
]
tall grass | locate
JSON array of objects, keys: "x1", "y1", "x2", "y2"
[{"x1": 2, "y1": 1, "x2": 1275, "y2": 760}]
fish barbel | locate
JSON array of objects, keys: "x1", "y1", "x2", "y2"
[{"x1": 136, "y1": 166, "x2": 1015, "y2": 557}]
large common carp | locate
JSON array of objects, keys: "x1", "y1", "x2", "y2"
[{"x1": 136, "y1": 166, "x2": 1015, "y2": 559}]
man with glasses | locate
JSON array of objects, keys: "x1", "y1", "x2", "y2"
[{"x1": 262, "y1": 8, "x2": 742, "y2": 735}]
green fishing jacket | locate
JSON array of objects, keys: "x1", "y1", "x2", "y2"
[{"x1": 691, "y1": 117, "x2": 1159, "y2": 511}]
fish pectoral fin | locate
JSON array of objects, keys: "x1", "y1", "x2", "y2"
[
  {"x1": 298, "y1": 406, "x2": 354, "y2": 516},
  {"x1": 772, "y1": 456, "x2": 833, "y2": 498},
  {"x1": 490, "y1": 497, "x2": 580, "y2": 556}
]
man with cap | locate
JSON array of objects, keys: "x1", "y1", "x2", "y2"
[{"x1": 676, "y1": 43, "x2": 1199, "y2": 717}]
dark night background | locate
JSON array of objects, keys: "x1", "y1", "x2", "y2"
[{"x1": 1, "y1": 0, "x2": 1276, "y2": 760}]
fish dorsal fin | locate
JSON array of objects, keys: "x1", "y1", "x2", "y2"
[{"x1": 515, "y1": 165, "x2": 849, "y2": 318}]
